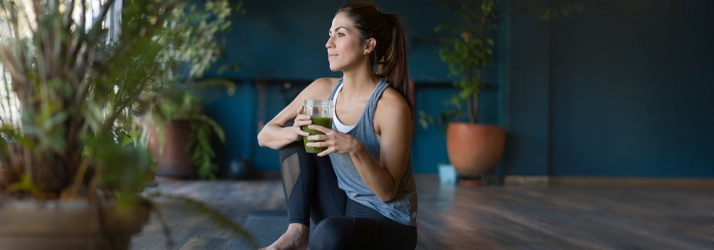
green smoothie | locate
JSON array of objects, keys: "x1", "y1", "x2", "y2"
[{"x1": 302, "y1": 117, "x2": 333, "y2": 153}]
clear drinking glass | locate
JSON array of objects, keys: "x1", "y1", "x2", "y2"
[{"x1": 301, "y1": 100, "x2": 334, "y2": 153}]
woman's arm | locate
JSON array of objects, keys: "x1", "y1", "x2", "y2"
[
  {"x1": 354, "y1": 89, "x2": 412, "y2": 202},
  {"x1": 257, "y1": 78, "x2": 337, "y2": 149},
  {"x1": 306, "y1": 88, "x2": 412, "y2": 202}
]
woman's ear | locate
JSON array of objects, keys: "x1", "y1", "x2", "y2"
[{"x1": 364, "y1": 38, "x2": 377, "y2": 54}]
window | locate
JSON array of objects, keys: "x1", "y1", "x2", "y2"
[
  {"x1": 0, "y1": 0, "x2": 121, "y2": 127},
  {"x1": 0, "y1": 65, "x2": 19, "y2": 126}
]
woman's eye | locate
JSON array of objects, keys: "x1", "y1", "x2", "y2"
[{"x1": 337, "y1": 33, "x2": 345, "y2": 37}]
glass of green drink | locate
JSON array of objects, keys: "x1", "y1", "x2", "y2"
[{"x1": 301, "y1": 100, "x2": 334, "y2": 153}]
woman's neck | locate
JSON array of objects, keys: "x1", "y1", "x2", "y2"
[{"x1": 340, "y1": 65, "x2": 379, "y2": 99}]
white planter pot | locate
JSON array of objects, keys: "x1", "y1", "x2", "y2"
[
  {"x1": 438, "y1": 164, "x2": 457, "y2": 185},
  {"x1": 0, "y1": 200, "x2": 149, "y2": 250}
]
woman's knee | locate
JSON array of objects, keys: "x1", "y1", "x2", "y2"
[{"x1": 309, "y1": 217, "x2": 352, "y2": 250}]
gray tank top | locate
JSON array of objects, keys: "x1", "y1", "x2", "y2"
[{"x1": 328, "y1": 78, "x2": 418, "y2": 227}]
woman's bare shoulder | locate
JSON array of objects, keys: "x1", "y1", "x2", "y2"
[
  {"x1": 379, "y1": 87, "x2": 409, "y2": 111},
  {"x1": 375, "y1": 87, "x2": 411, "y2": 122},
  {"x1": 305, "y1": 77, "x2": 340, "y2": 99},
  {"x1": 373, "y1": 87, "x2": 412, "y2": 139},
  {"x1": 311, "y1": 77, "x2": 340, "y2": 90}
]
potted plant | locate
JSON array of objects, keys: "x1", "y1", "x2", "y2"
[
  {"x1": 0, "y1": 0, "x2": 253, "y2": 249},
  {"x1": 147, "y1": 90, "x2": 232, "y2": 180},
  {"x1": 143, "y1": 0, "x2": 243, "y2": 180},
  {"x1": 417, "y1": 0, "x2": 505, "y2": 185},
  {"x1": 422, "y1": 0, "x2": 583, "y2": 184}
]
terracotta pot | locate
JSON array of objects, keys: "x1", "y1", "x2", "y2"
[
  {"x1": 446, "y1": 123, "x2": 506, "y2": 178},
  {"x1": 0, "y1": 200, "x2": 150, "y2": 250},
  {"x1": 148, "y1": 120, "x2": 195, "y2": 179}
]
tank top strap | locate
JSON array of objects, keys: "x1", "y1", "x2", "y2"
[
  {"x1": 362, "y1": 80, "x2": 390, "y2": 128},
  {"x1": 327, "y1": 78, "x2": 343, "y2": 102}
]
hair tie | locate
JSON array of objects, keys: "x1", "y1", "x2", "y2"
[{"x1": 384, "y1": 13, "x2": 396, "y2": 25}]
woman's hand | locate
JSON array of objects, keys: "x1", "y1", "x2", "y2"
[
  {"x1": 305, "y1": 125, "x2": 363, "y2": 157},
  {"x1": 290, "y1": 106, "x2": 312, "y2": 141}
]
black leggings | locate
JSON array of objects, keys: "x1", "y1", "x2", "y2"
[{"x1": 279, "y1": 139, "x2": 417, "y2": 250}]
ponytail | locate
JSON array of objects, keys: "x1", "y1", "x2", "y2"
[
  {"x1": 377, "y1": 14, "x2": 412, "y2": 118},
  {"x1": 338, "y1": 2, "x2": 414, "y2": 119}
]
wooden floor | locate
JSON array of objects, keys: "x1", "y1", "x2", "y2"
[{"x1": 130, "y1": 174, "x2": 714, "y2": 250}]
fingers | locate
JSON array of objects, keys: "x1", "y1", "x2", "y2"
[
  {"x1": 306, "y1": 125, "x2": 328, "y2": 133},
  {"x1": 304, "y1": 125, "x2": 339, "y2": 156},
  {"x1": 295, "y1": 106, "x2": 304, "y2": 115},
  {"x1": 294, "y1": 106, "x2": 311, "y2": 125},
  {"x1": 293, "y1": 116, "x2": 312, "y2": 127},
  {"x1": 304, "y1": 141, "x2": 334, "y2": 157},
  {"x1": 306, "y1": 134, "x2": 327, "y2": 141},
  {"x1": 295, "y1": 126, "x2": 309, "y2": 137},
  {"x1": 305, "y1": 141, "x2": 324, "y2": 148},
  {"x1": 317, "y1": 147, "x2": 335, "y2": 157},
  {"x1": 296, "y1": 114, "x2": 312, "y2": 121}
]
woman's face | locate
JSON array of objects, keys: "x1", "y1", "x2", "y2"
[{"x1": 326, "y1": 12, "x2": 365, "y2": 72}]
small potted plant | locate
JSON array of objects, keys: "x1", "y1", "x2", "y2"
[{"x1": 142, "y1": 0, "x2": 243, "y2": 180}]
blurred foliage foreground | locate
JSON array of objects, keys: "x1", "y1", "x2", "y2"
[{"x1": 0, "y1": 0, "x2": 253, "y2": 249}]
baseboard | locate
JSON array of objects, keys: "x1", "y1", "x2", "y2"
[
  {"x1": 504, "y1": 175, "x2": 714, "y2": 188},
  {"x1": 504, "y1": 176, "x2": 550, "y2": 186},
  {"x1": 549, "y1": 177, "x2": 714, "y2": 188}
]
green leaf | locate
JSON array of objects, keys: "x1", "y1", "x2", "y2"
[
  {"x1": 0, "y1": 126, "x2": 37, "y2": 152},
  {"x1": 162, "y1": 195, "x2": 258, "y2": 248},
  {"x1": 7, "y1": 174, "x2": 42, "y2": 196},
  {"x1": 486, "y1": 39, "x2": 494, "y2": 46}
]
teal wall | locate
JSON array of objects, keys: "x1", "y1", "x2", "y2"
[
  {"x1": 503, "y1": 0, "x2": 714, "y2": 177},
  {"x1": 502, "y1": 0, "x2": 552, "y2": 176}
]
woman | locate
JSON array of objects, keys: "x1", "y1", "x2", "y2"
[{"x1": 257, "y1": 2, "x2": 417, "y2": 249}]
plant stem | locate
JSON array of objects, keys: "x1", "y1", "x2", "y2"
[
  {"x1": 473, "y1": 2, "x2": 491, "y2": 124},
  {"x1": 70, "y1": 152, "x2": 93, "y2": 198},
  {"x1": 474, "y1": 69, "x2": 481, "y2": 123},
  {"x1": 466, "y1": 71, "x2": 474, "y2": 123},
  {"x1": 1, "y1": 64, "x2": 9, "y2": 125}
]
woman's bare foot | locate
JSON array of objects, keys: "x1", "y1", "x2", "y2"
[{"x1": 259, "y1": 223, "x2": 310, "y2": 250}]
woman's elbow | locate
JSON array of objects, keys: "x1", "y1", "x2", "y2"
[
  {"x1": 257, "y1": 130, "x2": 283, "y2": 149},
  {"x1": 377, "y1": 190, "x2": 397, "y2": 203},
  {"x1": 257, "y1": 131, "x2": 268, "y2": 147},
  {"x1": 377, "y1": 196, "x2": 394, "y2": 203}
]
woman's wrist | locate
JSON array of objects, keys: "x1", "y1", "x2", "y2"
[
  {"x1": 286, "y1": 126, "x2": 301, "y2": 142},
  {"x1": 348, "y1": 138, "x2": 366, "y2": 157}
]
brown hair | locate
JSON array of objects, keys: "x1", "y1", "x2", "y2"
[{"x1": 338, "y1": 2, "x2": 413, "y2": 116}]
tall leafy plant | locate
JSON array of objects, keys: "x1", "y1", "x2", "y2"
[
  {"x1": 0, "y1": 0, "x2": 254, "y2": 248},
  {"x1": 0, "y1": 0, "x2": 176, "y2": 201}
]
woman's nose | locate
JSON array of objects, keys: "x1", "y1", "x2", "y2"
[{"x1": 325, "y1": 36, "x2": 334, "y2": 49}]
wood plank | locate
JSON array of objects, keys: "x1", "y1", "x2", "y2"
[{"x1": 179, "y1": 238, "x2": 233, "y2": 250}]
